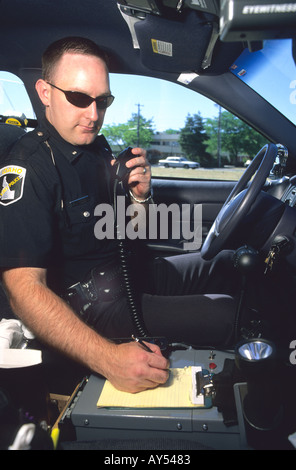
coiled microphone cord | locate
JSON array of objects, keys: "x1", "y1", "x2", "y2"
[{"x1": 113, "y1": 178, "x2": 149, "y2": 337}]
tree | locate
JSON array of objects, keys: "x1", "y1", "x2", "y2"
[
  {"x1": 179, "y1": 113, "x2": 212, "y2": 167},
  {"x1": 205, "y1": 111, "x2": 268, "y2": 166},
  {"x1": 102, "y1": 112, "x2": 154, "y2": 152},
  {"x1": 164, "y1": 129, "x2": 179, "y2": 134}
]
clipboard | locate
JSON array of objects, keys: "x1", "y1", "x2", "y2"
[{"x1": 97, "y1": 367, "x2": 207, "y2": 409}]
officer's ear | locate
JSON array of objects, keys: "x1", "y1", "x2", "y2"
[{"x1": 35, "y1": 79, "x2": 50, "y2": 107}]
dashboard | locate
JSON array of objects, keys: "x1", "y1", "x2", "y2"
[{"x1": 281, "y1": 178, "x2": 296, "y2": 208}]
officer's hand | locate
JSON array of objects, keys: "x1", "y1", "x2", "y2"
[
  {"x1": 104, "y1": 341, "x2": 170, "y2": 393},
  {"x1": 111, "y1": 148, "x2": 151, "y2": 201},
  {"x1": 126, "y1": 147, "x2": 151, "y2": 201}
]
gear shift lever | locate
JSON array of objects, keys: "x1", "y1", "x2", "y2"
[
  {"x1": 232, "y1": 245, "x2": 260, "y2": 342},
  {"x1": 233, "y1": 245, "x2": 260, "y2": 274}
]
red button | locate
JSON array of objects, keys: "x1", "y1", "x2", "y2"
[{"x1": 209, "y1": 362, "x2": 217, "y2": 370}]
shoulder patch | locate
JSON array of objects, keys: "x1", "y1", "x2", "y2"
[{"x1": 0, "y1": 165, "x2": 26, "y2": 206}]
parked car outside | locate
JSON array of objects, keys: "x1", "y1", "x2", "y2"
[{"x1": 159, "y1": 156, "x2": 200, "y2": 168}]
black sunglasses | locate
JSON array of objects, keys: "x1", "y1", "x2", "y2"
[{"x1": 47, "y1": 82, "x2": 115, "y2": 109}]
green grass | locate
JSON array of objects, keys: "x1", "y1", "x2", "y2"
[{"x1": 151, "y1": 166, "x2": 245, "y2": 181}]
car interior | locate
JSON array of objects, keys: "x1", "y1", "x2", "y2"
[{"x1": 0, "y1": 0, "x2": 296, "y2": 451}]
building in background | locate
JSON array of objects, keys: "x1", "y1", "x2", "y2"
[{"x1": 148, "y1": 132, "x2": 182, "y2": 162}]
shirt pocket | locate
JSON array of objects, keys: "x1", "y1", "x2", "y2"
[
  {"x1": 65, "y1": 195, "x2": 94, "y2": 226},
  {"x1": 62, "y1": 195, "x2": 98, "y2": 255}
]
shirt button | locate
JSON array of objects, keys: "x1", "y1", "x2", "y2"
[{"x1": 83, "y1": 211, "x2": 90, "y2": 218}]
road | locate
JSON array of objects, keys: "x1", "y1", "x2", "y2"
[{"x1": 152, "y1": 166, "x2": 245, "y2": 181}]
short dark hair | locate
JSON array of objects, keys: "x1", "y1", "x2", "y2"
[{"x1": 42, "y1": 36, "x2": 109, "y2": 81}]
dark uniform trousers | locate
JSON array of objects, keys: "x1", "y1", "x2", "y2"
[{"x1": 81, "y1": 249, "x2": 239, "y2": 348}]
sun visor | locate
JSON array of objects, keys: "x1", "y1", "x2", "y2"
[{"x1": 133, "y1": 10, "x2": 216, "y2": 72}]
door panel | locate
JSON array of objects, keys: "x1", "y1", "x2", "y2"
[{"x1": 148, "y1": 178, "x2": 235, "y2": 254}]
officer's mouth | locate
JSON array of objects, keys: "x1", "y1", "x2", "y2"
[{"x1": 80, "y1": 125, "x2": 98, "y2": 132}]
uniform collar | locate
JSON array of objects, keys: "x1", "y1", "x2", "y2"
[{"x1": 40, "y1": 116, "x2": 101, "y2": 163}]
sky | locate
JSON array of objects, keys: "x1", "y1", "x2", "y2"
[
  {"x1": 104, "y1": 73, "x2": 219, "y2": 132},
  {"x1": 0, "y1": 71, "x2": 219, "y2": 132}
]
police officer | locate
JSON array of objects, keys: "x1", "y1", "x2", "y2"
[
  {"x1": 0, "y1": 37, "x2": 239, "y2": 393},
  {"x1": 0, "y1": 37, "x2": 169, "y2": 393}
]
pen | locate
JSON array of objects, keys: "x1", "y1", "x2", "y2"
[
  {"x1": 131, "y1": 334, "x2": 153, "y2": 353},
  {"x1": 51, "y1": 427, "x2": 60, "y2": 450}
]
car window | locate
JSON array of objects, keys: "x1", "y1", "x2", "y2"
[
  {"x1": 0, "y1": 71, "x2": 36, "y2": 124},
  {"x1": 0, "y1": 71, "x2": 263, "y2": 182},
  {"x1": 103, "y1": 73, "x2": 265, "y2": 181}
]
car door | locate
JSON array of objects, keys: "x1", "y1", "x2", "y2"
[{"x1": 150, "y1": 177, "x2": 235, "y2": 255}]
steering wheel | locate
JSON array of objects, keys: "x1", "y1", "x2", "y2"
[{"x1": 201, "y1": 143, "x2": 278, "y2": 260}]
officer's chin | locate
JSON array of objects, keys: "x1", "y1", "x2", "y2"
[{"x1": 76, "y1": 130, "x2": 98, "y2": 146}]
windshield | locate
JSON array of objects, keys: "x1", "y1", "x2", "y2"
[{"x1": 230, "y1": 39, "x2": 296, "y2": 126}]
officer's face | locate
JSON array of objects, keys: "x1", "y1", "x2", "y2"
[{"x1": 37, "y1": 53, "x2": 111, "y2": 146}]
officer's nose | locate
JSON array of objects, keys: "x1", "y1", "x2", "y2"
[{"x1": 85, "y1": 100, "x2": 100, "y2": 121}]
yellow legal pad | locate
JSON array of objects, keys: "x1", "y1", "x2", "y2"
[{"x1": 97, "y1": 367, "x2": 204, "y2": 409}]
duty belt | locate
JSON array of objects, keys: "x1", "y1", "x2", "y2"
[{"x1": 65, "y1": 265, "x2": 125, "y2": 323}]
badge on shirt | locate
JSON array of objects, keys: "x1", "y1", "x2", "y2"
[{"x1": 0, "y1": 165, "x2": 26, "y2": 206}]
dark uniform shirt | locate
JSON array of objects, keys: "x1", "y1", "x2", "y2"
[{"x1": 0, "y1": 117, "x2": 119, "y2": 293}]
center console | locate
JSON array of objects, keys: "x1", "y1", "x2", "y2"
[{"x1": 57, "y1": 347, "x2": 250, "y2": 450}]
